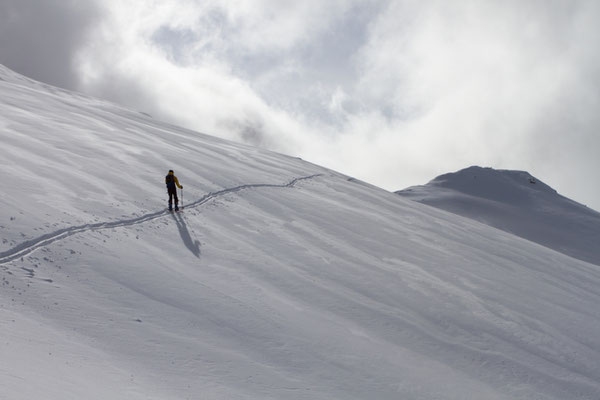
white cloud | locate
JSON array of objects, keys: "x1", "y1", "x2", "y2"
[
  {"x1": 345, "y1": 1, "x2": 600, "y2": 196},
  {"x1": 22, "y1": 0, "x2": 599, "y2": 210}
]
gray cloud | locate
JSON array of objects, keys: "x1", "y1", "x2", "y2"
[{"x1": 0, "y1": 0, "x2": 102, "y2": 90}]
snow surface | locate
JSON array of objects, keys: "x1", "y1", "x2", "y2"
[
  {"x1": 2, "y1": 65, "x2": 600, "y2": 399},
  {"x1": 397, "y1": 166, "x2": 600, "y2": 267}
]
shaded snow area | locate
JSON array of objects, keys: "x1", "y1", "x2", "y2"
[
  {"x1": 1, "y1": 65, "x2": 600, "y2": 400},
  {"x1": 397, "y1": 166, "x2": 600, "y2": 267}
]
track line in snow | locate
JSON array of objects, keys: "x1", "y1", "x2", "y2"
[{"x1": 0, "y1": 174, "x2": 321, "y2": 265}]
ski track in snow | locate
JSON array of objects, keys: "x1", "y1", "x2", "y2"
[{"x1": 0, "y1": 174, "x2": 321, "y2": 265}]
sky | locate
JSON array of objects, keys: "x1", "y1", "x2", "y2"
[{"x1": 1, "y1": 0, "x2": 600, "y2": 210}]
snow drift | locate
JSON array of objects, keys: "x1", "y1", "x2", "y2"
[
  {"x1": 2, "y1": 65, "x2": 600, "y2": 400},
  {"x1": 397, "y1": 166, "x2": 600, "y2": 266}
]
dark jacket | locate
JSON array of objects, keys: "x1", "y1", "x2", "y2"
[{"x1": 165, "y1": 173, "x2": 182, "y2": 190}]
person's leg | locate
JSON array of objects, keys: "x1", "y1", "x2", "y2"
[{"x1": 168, "y1": 188, "x2": 174, "y2": 209}]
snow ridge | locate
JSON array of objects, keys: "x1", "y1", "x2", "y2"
[
  {"x1": 397, "y1": 166, "x2": 600, "y2": 266},
  {"x1": 0, "y1": 174, "x2": 320, "y2": 265}
]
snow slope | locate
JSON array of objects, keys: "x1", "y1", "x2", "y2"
[
  {"x1": 397, "y1": 166, "x2": 600, "y2": 266},
  {"x1": 2, "y1": 65, "x2": 600, "y2": 400}
]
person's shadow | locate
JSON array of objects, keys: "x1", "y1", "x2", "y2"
[{"x1": 171, "y1": 212, "x2": 201, "y2": 258}]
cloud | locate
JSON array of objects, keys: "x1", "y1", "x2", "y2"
[
  {"x1": 0, "y1": 0, "x2": 103, "y2": 90},
  {"x1": 2, "y1": 0, "x2": 600, "y2": 209},
  {"x1": 342, "y1": 1, "x2": 600, "y2": 199},
  {"x1": 74, "y1": 1, "x2": 373, "y2": 153}
]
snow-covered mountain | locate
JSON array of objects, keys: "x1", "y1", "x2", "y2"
[
  {"x1": 397, "y1": 166, "x2": 600, "y2": 266},
  {"x1": 2, "y1": 65, "x2": 600, "y2": 400}
]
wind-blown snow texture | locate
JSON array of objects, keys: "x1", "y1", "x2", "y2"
[
  {"x1": 397, "y1": 166, "x2": 600, "y2": 267},
  {"x1": 1, "y1": 65, "x2": 600, "y2": 399}
]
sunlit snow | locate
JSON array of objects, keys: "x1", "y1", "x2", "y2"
[{"x1": 1, "y1": 65, "x2": 600, "y2": 400}]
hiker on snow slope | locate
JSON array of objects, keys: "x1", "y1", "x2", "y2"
[{"x1": 165, "y1": 169, "x2": 183, "y2": 211}]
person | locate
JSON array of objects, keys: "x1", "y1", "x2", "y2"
[{"x1": 165, "y1": 169, "x2": 183, "y2": 211}]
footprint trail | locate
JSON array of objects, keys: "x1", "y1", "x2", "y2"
[{"x1": 0, "y1": 174, "x2": 320, "y2": 265}]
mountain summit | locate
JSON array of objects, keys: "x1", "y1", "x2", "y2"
[{"x1": 397, "y1": 166, "x2": 600, "y2": 266}]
